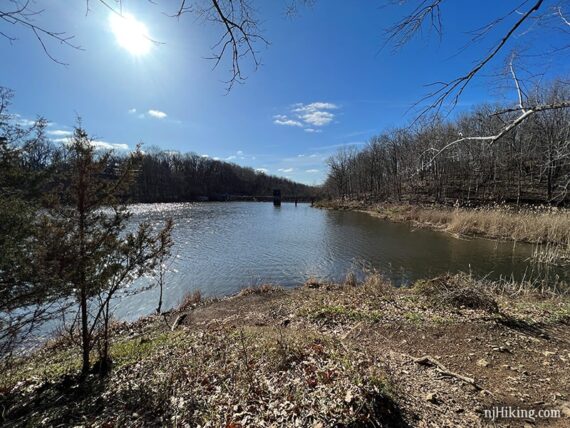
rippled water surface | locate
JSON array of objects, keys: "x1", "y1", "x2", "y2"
[{"x1": 116, "y1": 202, "x2": 564, "y2": 320}]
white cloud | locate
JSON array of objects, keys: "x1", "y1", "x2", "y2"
[
  {"x1": 301, "y1": 110, "x2": 334, "y2": 126},
  {"x1": 91, "y1": 140, "x2": 129, "y2": 151},
  {"x1": 273, "y1": 114, "x2": 303, "y2": 127},
  {"x1": 201, "y1": 154, "x2": 209, "y2": 158},
  {"x1": 224, "y1": 150, "x2": 255, "y2": 162},
  {"x1": 51, "y1": 137, "x2": 71, "y2": 144},
  {"x1": 51, "y1": 133, "x2": 128, "y2": 151},
  {"x1": 128, "y1": 108, "x2": 137, "y2": 114},
  {"x1": 65, "y1": 139, "x2": 125, "y2": 151},
  {"x1": 273, "y1": 102, "x2": 338, "y2": 131},
  {"x1": 148, "y1": 109, "x2": 167, "y2": 119},
  {"x1": 306, "y1": 169, "x2": 319, "y2": 173},
  {"x1": 292, "y1": 102, "x2": 338, "y2": 112},
  {"x1": 255, "y1": 168, "x2": 269, "y2": 174},
  {"x1": 278, "y1": 167, "x2": 294, "y2": 173},
  {"x1": 18, "y1": 118, "x2": 37, "y2": 127},
  {"x1": 48, "y1": 129, "x2": 72, "y2": 137}
]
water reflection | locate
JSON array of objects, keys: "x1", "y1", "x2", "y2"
[{"x1": 114, "y1": 202, "x2": 566, "y2": 320}]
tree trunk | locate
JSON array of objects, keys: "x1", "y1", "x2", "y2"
[
  {"x1": 78, "y1": 153, "x2": 89, "y2": 376},
  {"x1": 80, "y1": 287, "x2": 90, "y2": 375}
]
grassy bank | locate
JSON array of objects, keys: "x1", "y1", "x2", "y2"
[
  {"x1": 316, "y1": 200, "x2": 570, "y2": 260},
  {"x1": 1, "y1": 274, "x2": 570, "y2": 427}
]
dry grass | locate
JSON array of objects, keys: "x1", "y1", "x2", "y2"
[
  {"x1": 414, "y1": 274, "x2": 500, "y2": 314},
  {"x1": 317, "y1": 200, "x2": 570, "y2": 262},
  {"x1": 237, "y1": 283, "x2": 282, "y2": 296},
  {"x1": 361, "y1": 272, "x2": 395, "y2": 299},
  {"x1": 530, "y1": 242, "x2": 570, "y2": 266},
  {"x1": 445, "y1": 206, "x2": 570, "y2": 247},
  {"x1": 3, "y1": 270, "x2": 570, "y2": 427},
  {"x1": 344, "y1": 271, "x2": 358, "y2": 287},
  {"x1": 1, "y1": 324, "x2": 400, "y2": 427},
  {"x1": 176, "y1": 290, "x2": 202, "y2": 312}
]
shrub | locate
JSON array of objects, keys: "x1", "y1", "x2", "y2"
[
  {"x1": 238, "y1": 284, "x2": 280, "y2": 296},
  {"x1": 414, "y1": 274, "x2": 499, "y2": 313},
  {"x1": 177, "y1": 290, "x2": 202, "y2": 312}
]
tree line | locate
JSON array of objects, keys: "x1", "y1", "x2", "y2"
[
  {"x1": 0, "y1": 92, "x2": 314, "y2": 204},
  {"x1": 133, "y1": 149, "x2": 314, "y2": 202},
  {"x1": 324, "y1": 81, "x2": 570, "y2": 206}
]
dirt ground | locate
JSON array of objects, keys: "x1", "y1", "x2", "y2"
[
  {"x1": 177, "y1": 284, "x2": 570, "y2": 427},
  {"x1": 2, "y1": 275, "x2": 569, "y2": 427}
]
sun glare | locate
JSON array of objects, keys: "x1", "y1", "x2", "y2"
[{"x1": 109, "y1": 13, "x2": 152, "y2": 56}]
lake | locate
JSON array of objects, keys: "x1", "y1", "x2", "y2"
[{"x1": 116, "y1": 202, "x2": 565, "y2": 320}]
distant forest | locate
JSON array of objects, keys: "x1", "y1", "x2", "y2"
[
  {"x1": 133, "y1": 149, "x2": 315, "y2": 202},
  {"x1": 323, "y1": 82, "x2": 570, "y2": 206},
  {"x1": 10, "y1": 139, "x2": 315, "y2": 203},
  {"x1": 0, "y1": 90, "x2": 315, "y2": 204}
]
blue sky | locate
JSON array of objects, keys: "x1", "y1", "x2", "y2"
[{"x1": 2, "y1": 0, "x2": 568, "y2": 184}]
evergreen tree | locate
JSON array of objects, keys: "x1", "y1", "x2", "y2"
[
  {"x1": 0, "y1": 88, "x2": 63, "y2": 359},
  {"x1": 39, "y1": 126, "x2": 173, "y2": 374}
]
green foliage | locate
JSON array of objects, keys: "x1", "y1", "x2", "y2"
[
  {"x1": 403, "y1": 311, "x2": 424, "y2": 324},
  {"x1": 307, "y1": 304, "x2": 383, "y2": 322},
  {"x1": 0, "y1": 87, "x2": 66, "y2": 358},
  {"x1": 0, "y1": 89, "x2": 173, "y2": 372},
  {"x1": 36, "y1": 126, "x2": 174, "y2": 373}
]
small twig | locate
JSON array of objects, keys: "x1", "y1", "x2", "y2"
[
  {"x1": 171, "y1": 313, "x2": 187, "y2": 331},
  {"x1": 414, "y1": 355, "x2": 494, "y2": 396}
]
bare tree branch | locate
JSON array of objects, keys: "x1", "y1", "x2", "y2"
[
  {"x1": 0, "y1": 0, "x2": 83, "y2": 65},
  {"x1": 420, "y1": 100, "x2": 570, "y2": 172},
  {"x1": 384, "y1": 0, "x2": 444, "y2": 50},
  {"x1": 198, "y1": 0, "x2": 269, "y2": 92},
  {"x1": 412, "y1": 0, "x2": 545, "y2": 118},
  {"x1": 509, "y1": 55, "x2": 527, "y2": 113},
  {"x1": 557, "y1": 5, "x2": 570, "y2": 26}
]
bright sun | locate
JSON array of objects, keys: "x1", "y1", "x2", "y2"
[{"x1": 109, "y1": 13, "x2": 152, "y2": 56}]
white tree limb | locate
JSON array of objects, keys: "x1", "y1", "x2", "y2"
[{"x1": 419, "y1": 101, "x2": 570, "y2": 172}]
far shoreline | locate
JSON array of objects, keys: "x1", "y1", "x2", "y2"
[{"x1": 315, "y1": 199, "x2": 570, "y2": 261}]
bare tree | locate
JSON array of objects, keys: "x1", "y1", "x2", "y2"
[
  {"x1": 173, "y1": 0, "x2": 268, "y2": 91},
  {"x1": 323, "y1": 81, "x2": 570, "y2": 205},
  {"x1": 0, "y1": 0, "x2": 82, "y2": 65},
  {"x1": 1, "y1": 1, "x2": 274, "y2": 90},
  {"x1": 384, "y1": 0, "x2": 570, "y2": 154}
]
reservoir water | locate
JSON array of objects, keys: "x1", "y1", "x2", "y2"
[{"x1": 115, "y1": 202, "x2": 566, "y2": 320}]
